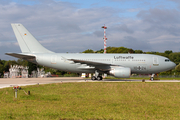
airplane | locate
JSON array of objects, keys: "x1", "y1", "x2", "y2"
[{"x1": 6, "y1": 23, "x2": 176, "y2": 80}]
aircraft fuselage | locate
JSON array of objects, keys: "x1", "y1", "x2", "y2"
[{"x1": 34, "y1": 53, "x2": 175, "y2": 74}]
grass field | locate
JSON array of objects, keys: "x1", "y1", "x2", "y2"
[
  {"x1": 0, "y1": 82, "x2": 180, "y2": 119},
  {"x1": 105, "y1": 76, "x2": 180, "y2": 80}
]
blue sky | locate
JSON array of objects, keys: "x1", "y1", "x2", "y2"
[
  {"x1": 58, "y1": 0, "x2": 177, "y2": 9},
  {"x1": 14, "y1": 0, "x2": 178, "y2": 18},
  {"x1": 5, "y1": 0, "x2": 178, "y2": 9},
  {"x1": 4, "y1": 0, "x2": 179, "y2": 18},
  {"x1": 0, "y1": 0, "x2": 180, "y2": 60}
]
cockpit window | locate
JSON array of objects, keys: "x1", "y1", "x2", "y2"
[{"x1": 165, "y1": 59, "x2": 170, "y2": 62}]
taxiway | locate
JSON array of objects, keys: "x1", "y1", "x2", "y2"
[{"x1": 0, "y1": 77, "x2": 180, "y2": 89}]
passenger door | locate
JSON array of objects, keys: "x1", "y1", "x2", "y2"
[
  {"x1": 153, "y1": 57, "x2": 159, "y2": 66},
  {"x1": 51, "y1": 55, "x2": 57, "y2": 64}
]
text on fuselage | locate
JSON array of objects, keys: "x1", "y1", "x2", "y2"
[{"x1": 114, "y1": 56, "x2": 134, "y2": 59}]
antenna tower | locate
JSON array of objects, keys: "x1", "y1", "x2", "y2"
[{"x1": 102, "y1": 24, "x2": 107, "y2": 53}]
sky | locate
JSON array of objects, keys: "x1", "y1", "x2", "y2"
[{"x1": 1, "y1": 0, "x2": 180, "y2": 60}]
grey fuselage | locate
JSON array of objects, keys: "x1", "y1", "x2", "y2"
[{"x1": 34, "y1": 53, "x2": 176, "y2": 74}]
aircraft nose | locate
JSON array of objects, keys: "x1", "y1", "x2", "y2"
[{"x1": 171, "y1": 62, "x2": 176, "y2": 69}]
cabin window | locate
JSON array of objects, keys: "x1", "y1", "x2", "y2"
[{"x1": 165, "y1": 59, "x2": 170, "y2": 62}]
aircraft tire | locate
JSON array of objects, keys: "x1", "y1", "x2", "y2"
[
  {"x1": 97, "y1": 76, "x2": 103, "y2": 81},
  {"x1": 91, "y1": 76, "x2": 96, "y2": 81}
]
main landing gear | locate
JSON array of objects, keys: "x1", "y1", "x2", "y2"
[
  {"x1": 91, "y1": 76, "x2": 103, "y2": 80},
  {"x1": 150, "y1": 73, "x2": 155, "y2": 81},
  {"x1": 91, "y1": 70, "x2": 103, "y2": 81}
]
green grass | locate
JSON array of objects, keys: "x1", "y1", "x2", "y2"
[
  {"x1": 105, "y1": 76, "x2": 180, "y2": 80},
  {"x1": 128, "y1": 77, "x2": 180, "y2": 80},
  {"x1": 1, "y1": 82, "x2": 180, "y2": 119}
]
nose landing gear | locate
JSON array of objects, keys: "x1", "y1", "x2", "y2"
[{"x1": 150, "y1": 73, "x2": 155, "y2": 81}]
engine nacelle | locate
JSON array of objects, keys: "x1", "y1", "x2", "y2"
[{"x1": 109, "y1": 67, "x2": 131, "y2": 78}]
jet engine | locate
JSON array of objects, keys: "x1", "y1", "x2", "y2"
[{"x1": 109, "y1": 67, "x2": 131, "y2": 78}]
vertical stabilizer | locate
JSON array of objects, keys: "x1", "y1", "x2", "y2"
[{"x1": 11, "y1": 23, "x2": 54, "y2": 53}]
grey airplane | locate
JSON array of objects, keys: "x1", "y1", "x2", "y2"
[{"x1": 6, "y1": 24, "x2": 176, "y2": 80}]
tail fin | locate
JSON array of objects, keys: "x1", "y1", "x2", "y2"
[{"x1": 11, "y1": 23, "x2": 54, "y2": 53}]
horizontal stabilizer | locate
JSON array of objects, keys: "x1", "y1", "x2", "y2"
[{"x1": 5, "y1": 53, "x2": 35, "y2": 59}]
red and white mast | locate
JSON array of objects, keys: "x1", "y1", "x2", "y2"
[{"x1": 102, "y1": 24, "x2": 107, "y2": 54}]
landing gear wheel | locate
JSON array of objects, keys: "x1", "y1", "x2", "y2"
[
  {"x1": 91, "y1": 76, "x2": 96, "y2": 81},
  {"x1": 97, "y1": 76, "x2": 103, "y2": 81}
]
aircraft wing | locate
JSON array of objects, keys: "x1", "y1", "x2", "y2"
[
  {"x1": 5, "y1": 53, "x2": 35, "y2": 59},
  {"x1": 68, "y1": 59, "x2": 114, "y2": 66},
  {"x1": 68, "y1": 58, "x2": 118, "y2": 71}
]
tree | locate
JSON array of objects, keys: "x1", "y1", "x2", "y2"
[
  {"x1": 128, "y1": 49, "x2": 135, "y2": 53},
  {"x1": 134, "y1": 50, "x2": 143, "y2": 53},
  {"x1": 4, "y1": 60, "x2": 17, "y2": 72},
  {"x1": 175, "y1": 63, "x2": 180, "y2": 72},
  {"x1": 44, "y1": 67, "x2": 57, "y2": 75},
  {"x1": 95, "y1": 49, "x2": 104, "y2": 53},
  {"x1": 27, "y1": 62, "x2": 39, "y2": 75},
  {"x1": 0, "y1": 64, "x2": 4, "y2": 77},
  {"x1": 169, "y1": 52, "x2": 180, "y2": 65},
  {"x1": 17, "y1": 59, "x2": 28, "y2": 66},
  {"x1": 165, "y1": 50, "x2": 173, "y2": 55},
  {"x1": 82, "y1": 49, "x2": 94, "y2": 53},
  {"x1": 106, "y1": 47, "x2": 130, "y2": 53}
]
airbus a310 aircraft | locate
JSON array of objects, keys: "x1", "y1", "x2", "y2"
[{"x1": 6, "y1": 24, "x2": 176, "y2": 80}]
